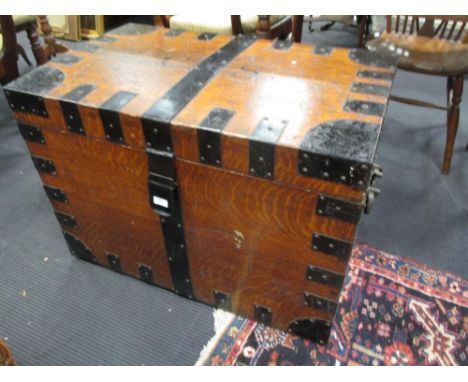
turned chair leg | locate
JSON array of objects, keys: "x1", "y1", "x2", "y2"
[
  {"x1": 443, "y1": 74, "x2": 464, "y2": 174},
  {"x1": 25, "y1": 21, "x2": 47, "y2": 65}
]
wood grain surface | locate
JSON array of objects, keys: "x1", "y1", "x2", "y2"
[{"x1": 6, "y1": 28, "x2": 396, "y2": 334}]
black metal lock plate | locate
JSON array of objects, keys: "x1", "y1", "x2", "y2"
[
  {"x1": 288, "y1": 319, "x2": 332, "y2": 344},
  {"x1": 148, "y1": 177, "x2": 177, "y2": 217},
  {"x1": 213, "y1": 290, "x2": 232, "y2": 311},
  {"x1": 31, "y1": 155, "x2": 56, "y2": 175},
  {"x1": 43, "y1": 185, "x2": 68, "y2": 203},
  {"x1": 138, "y1": 264, "x2": 154, "y2": 283},
  {"x1": 344, "y1": 99, "x2": 386, "y2": 117},
  {"x1": 254, "y1": 304, "x2": 272, "y2": 325},
  {"x1": 18, "y1": 123, "x2": 46, "y2": 144},
  {"x1": 306, "y1": 265, "x2": 344, "y2": 288},
  {"x1": 106, "y1": 253, "x2": 122, "y2": 272},
  {"x1": 249, "y1": 117, "x2": 287, "y2": 179},
  {"x1": 304, "y1": 292, "x2": 337, "y2": 314},
  {"x1": 54, "y1": 211, "x2": 77, "y2": 228},
  {"x1": 311, "y1": 233, "x2": 353, "y2": 260},
  {"x1": 316, "y1": 194, "x2": 362, "y2": 224},
  {"x1": 197, "y1": 108, "x2": 235, "y2": 167}
]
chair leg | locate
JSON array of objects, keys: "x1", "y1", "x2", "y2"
[
  {"x1": 443, "y1": 75, "x2": 464, "y2": 174},
  {"x1": 17, "y1": 44, "x2": 32, "y2": 66},
  {"x1": 25, "y1": 22, "x2": 47, "y2": 65}
]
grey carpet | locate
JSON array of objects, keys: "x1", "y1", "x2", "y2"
[{"x1": 1, "y1": 19, "x2": 467, "y2": 365}]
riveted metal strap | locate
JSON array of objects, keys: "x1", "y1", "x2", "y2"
[
  {"x1": 18, "y1": 123, "x2": 46, "y2": 144},
  {"x1": 316, "y1": 194, "x2": 362, "y2": 224},
  {"x1": 138, "y1": 263, "x2": 154, "y2": 283},
  {"x1": 273, "y1": 39, "x2": 293, "y2": 50},
  {"x1": 213, "y1": 290, "x2": 232, "y2": 311},
  {"x1": 306, "y1": 265, "x2": 344, "y2": 288},
  {"x1": 43, "y1": 185, "x2": 68, "y2": 204},
  {"x1": 288, "y1": 319, "x2": 332, "y2": 344},
  {"x1": 254, "y1": 304, "x2": 272, "y2": 325},
  {"x1": 52, "y1": 54, "x2": 82, "y2": 65},
  {"x1": 69, "y1": 41, "x2": 101, "y2": 53},
  {"x1": 106, "y1": 253, "x2": 122, "y2": 272},
  {"x1": 357, "y1": 70, "x2": 394, "y2": 81},
  {"x1": 60, "y1": 84, "x2": 96, "y2": 135},
  {"x1": 95, "y1": 35, "x2": 117, "y2": 42},
  {"x1": 350, "y1": 82, "x2": 390, "y2": 97},
  {"x1": 249, "y1": 117, "x2": 288, "y2": 180},
  {"x1": 54, "y1": 211, "x2": 77, "y2": 228},
  {"x1": 311, "y1": 233, "x2": 353, "y2": 260},
  {"x1": 304, "y1": 292, "x2": 337, "y2": 314},
  {"x1": 166, "y1": 29, "x2": 185, "y2": 37},
  {"x1": 344, "y1": 99, "x2": 386, "y2": 117},
  {"x1": 313, "y1": 46, "x2": 333, "y2": 55},
  {"x1": 298, "y1": 120, "x2": 379, "y2": 189},
  {"x1": 349, "y1": 49, "x2": 398, "y2": 69},
  {"x1": 197, "y1": 108, "x2": 235, "y2": 167},
  {"x1": 147, "y1": 150, "x2": 176, "y2": 181},
  {"x1": 198, "y1": 32, "x2": 217, "y2": 40},
  {"x1": 99, "y1": 91, "x2": 137, "y2": 144},
  {"x1": 160, "y1": 216, "x2": 193, "y2": 298},
  {"x1": 143, "y1": 36, "x2": 256, "y2": 135},
  {"x1": 63, "y1": 231, "x2": 96, "y2": 263},
  {"x1": 142, "y1": 36, "x2": 256, "y2": 300},
  {"x1": 3, "y1": 66, "x2": 65, "y2": 117},
  {"x1": 31, "y1": 155, "x2": 56, "y2": 175}
]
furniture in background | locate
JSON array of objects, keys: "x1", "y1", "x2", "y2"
[
  {"x1": 157, "y1": 15, "x2": 293, "y2": 39},
  {"x1": 293, "y1": 15, "x2": 370, "y2": 47},
  {"x1": 0, "y1": 16, "x2": 19, "y2": 84},
  {"x1": 0, "y1": 15, "x2": 67, "y2": 84},
  {"x1": 0, "y1": 339, "x2": 16, "y2": 365},
  {"x1": 367, "y1": 16, "x2": 468, "y2": 174}
]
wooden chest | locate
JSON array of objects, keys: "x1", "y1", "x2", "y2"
[{"x1": 3, "y1": 24, "x2": 396, "y2": 343}]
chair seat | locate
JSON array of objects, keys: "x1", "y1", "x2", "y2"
[
  {"x1": 169, "y1": 15, "x2": 286, "y2": 35},
  {"x1": 367, "y1": 33, "x2": 468, "y2": 75},
  {"x1": 13, "y1": 15, "x2": 36, "y2": 28}
]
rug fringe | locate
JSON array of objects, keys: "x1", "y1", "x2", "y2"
[{"x1": 194, "y1": 309, "x2": 236, "y2": 366}]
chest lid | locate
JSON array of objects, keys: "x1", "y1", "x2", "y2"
[{"x1": 4, "y1": 25, "x2": 397, "y2": 202}]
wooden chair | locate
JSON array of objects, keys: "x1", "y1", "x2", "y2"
[
  {"x1": 0, "y1": 15, "x2": 20, "y2": 84},
  {"x1": 156, "y1": 15, "x2": 292, "y2": 39},
  {"x1": 366, "y1": 16, "x2": 468, "y2": 174}
]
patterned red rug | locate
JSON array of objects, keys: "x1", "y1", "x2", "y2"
[{"x1": 203, "y1": 244, "x2": 468, "y2": 366}]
